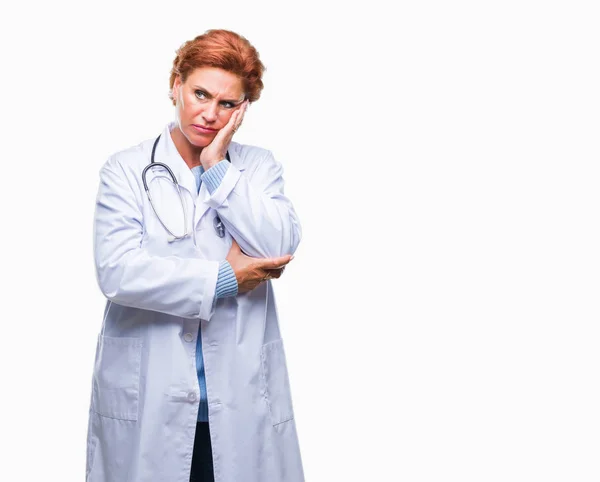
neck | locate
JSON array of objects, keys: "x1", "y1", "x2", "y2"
[{"x1": 170, "y1": 126, "x2": 203, "y2": 169}]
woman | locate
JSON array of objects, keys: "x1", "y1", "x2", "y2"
[{"x1": 86, "y1": 29, "x2": 304, "y2": 482}]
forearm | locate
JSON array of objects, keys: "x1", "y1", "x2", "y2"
[
  {"x1": 95, "y1": 161, "x2": 221, "y2": 319},
  {"x1": 202, "y1": 157, "x2": 302, "y2": 258},
  {"x1": 95, "y1": 247, "x2": 220, "y2": 319}
]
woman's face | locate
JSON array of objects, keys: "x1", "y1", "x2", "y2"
[{"x1": 172, "y1": 67, "x2": 246, "y2": 147}]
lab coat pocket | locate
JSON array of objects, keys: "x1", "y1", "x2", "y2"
[
  {"x1": 92, "y1": 335, "x2": 142, "y2": 421},
  {"x1": 261, "y1": 339, "x2": 295, "y2": 426}
]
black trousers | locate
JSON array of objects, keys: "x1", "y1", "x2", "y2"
[{"x1": 189, "y1": 422, "x2": 215, "y2": 482}]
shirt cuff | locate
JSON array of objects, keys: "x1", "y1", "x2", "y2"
[
  {"x1": 201, "y1": 160, "x2": 230, "y2": 194},
  {"x1": 215, "y1": 261, "x2": 238, "y2": 298}
]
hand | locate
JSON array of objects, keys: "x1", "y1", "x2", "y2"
[
  {"x1": 200, "y1": 100, "x2": 249, "y2": 170},
  {"x1": 226, "y1": 239, "x2": 293, "y2": 294}
]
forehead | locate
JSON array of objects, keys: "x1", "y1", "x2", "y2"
[{"x1": 185, "y1": 67, "x2": 244, "y2": 97}]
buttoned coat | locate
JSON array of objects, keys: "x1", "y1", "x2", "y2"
[{"x1": 85, "y1": 123, "x2": 304, "y2": 482}]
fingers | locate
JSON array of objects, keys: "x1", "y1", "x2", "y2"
[
  {"x1": 262, "y1": 254, "x2": 293, "y2": 270},
  {"x1": 257, "y1": 254, "x2": 293, "y2": 282},
  {"x1": 237, "y1": 255, "x2": 293, "y2": 292},
  {"x1": 231, "y1": 100, "x2": 249, "y2": 133},
  {"x1": 257, "y1": 268, "x2": 282, "y2": 284},
  {"x1": 262, "y1": 267, "x2": 284, "y2": 280}
]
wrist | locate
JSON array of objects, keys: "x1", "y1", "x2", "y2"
[
  {"x1": 216, "y1": 261, "x2": 238, "y2": 298},
  {"x1": 201, "y1": 154, "x2": 226, "y2": 170}
]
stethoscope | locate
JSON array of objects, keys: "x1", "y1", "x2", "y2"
[{"x1": 142, "y1": 134, "x2": 230, "y2": 242}]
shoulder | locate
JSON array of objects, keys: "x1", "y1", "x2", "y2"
[
  {"x1": 100, "y1": 135, "x2": 155, "y2": 175},
  {"x1": 229, "y1": 141, "x2": 271, "y2": 162},
  {"x1": 228, "y1": 141, "x2": 279, "y2": 174},
  {"x1": 96, "y1": 136, "x2": 157, "y2": 204}
]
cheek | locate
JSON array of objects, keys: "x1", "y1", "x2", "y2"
[
  {"x1": 224, "y1": 110, "x2": 237, "y2": 122},
  {"x1": 177, "y1": 93, "x2": 202, "y2": 119},
  {"x1": 218, "y1": 111, "x2": 235, "y2": 127},
  {"x1": 179, "y1": 102, "x2": 198, "y2": 121}
]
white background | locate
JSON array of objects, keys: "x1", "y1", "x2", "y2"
[{"x1": 0, "y1": 1, "x2": 599, "y2": 480}]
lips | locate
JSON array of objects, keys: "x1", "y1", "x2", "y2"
[{"x1": 192, "y1": 124, "x2": 217, "y2": 134}]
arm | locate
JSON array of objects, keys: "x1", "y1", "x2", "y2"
[
  {"x1": 94, "y1": 158, "x2": 220, "y2": 320},
  {"x1": 201, "y1": 150, "x2": 302, "y2": 259}
]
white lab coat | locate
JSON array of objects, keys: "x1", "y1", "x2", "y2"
[{"x1": 85, "y1": 122, "x2": 304, "y2": 482}]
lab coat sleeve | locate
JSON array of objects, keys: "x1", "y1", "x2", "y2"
[
  {"x1": 93, "y1": 159, "x2": 219, "y2": 320},
  {"x1": 203, "y1": 150, "x2": 302, "y2": 258}
]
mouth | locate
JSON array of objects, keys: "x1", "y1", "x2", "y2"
[{"x1": 192, "y1": 124, "x2": 217, "y2": 134}]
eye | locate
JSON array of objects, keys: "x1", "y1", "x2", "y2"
[
  {"x1": 194, "y1": 90, "x2": 207, "y2": 100},
  {"x1": 220, "y1": 101, "x2": 236, "y2": 109}
]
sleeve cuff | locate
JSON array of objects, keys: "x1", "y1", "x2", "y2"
[
  {"x1": 215, "y1": 261, "x2": 238, "y2": 298},
  {"x1": 201, "y1": 160, "x2": 230, "y2": 194}
]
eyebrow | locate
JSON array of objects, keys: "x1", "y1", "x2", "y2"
[{"x1": 192, "y1": 85, "x2": 245, "y2": 104}]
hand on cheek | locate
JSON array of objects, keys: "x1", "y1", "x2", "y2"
[{"x1": 200, "y1": 100, "x2": 249, "y2": 169}]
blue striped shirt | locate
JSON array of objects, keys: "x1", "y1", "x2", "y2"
[{"x1": 191, "y1": 160, "x2": 237, "y2": 421}]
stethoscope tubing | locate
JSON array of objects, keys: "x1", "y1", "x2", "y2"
[{"x1": 142, "y1": 133, "x2": 229, "y2": 241}]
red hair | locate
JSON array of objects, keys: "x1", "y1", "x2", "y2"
[{"x1": 169, "y1": 29, "x2": 265, "y2": 105}]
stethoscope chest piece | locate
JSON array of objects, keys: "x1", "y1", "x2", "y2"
[{"x1": 213, "y1": 215, "x2": 226, "y2": 238}]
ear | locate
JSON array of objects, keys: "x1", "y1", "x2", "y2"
[{"x1": 172, "y1": 76, "x2": 182, "y2": 101}]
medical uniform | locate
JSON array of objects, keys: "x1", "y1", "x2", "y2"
[{"x1": 85, "y1": 122, "x2": 304, "y2": 482}]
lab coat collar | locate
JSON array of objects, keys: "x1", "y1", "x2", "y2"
[
  {"x1": 150, "y1": 122, "x2": 198, "y2": 198},
  {"x1": 152, "y1": 122, "x2": 246, "y2": 199}
]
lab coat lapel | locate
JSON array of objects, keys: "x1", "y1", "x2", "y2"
[
  {"x1": 194, "y1": 182, "x2": 211, "y2": 229},
  {"x1": 153, "y1": 123, "x2": 198, "y2": 200},
  {"x1": 193, "y1": 142, "x2": 246, "y2": 229}
]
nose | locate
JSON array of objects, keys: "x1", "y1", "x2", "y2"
[{"x1": 202, "y1": 101, "x2": 219, "y2": 123}]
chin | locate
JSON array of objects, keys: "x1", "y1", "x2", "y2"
[{"x1": 185, "y1": 128, "x2": 214, "y2": 147}]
